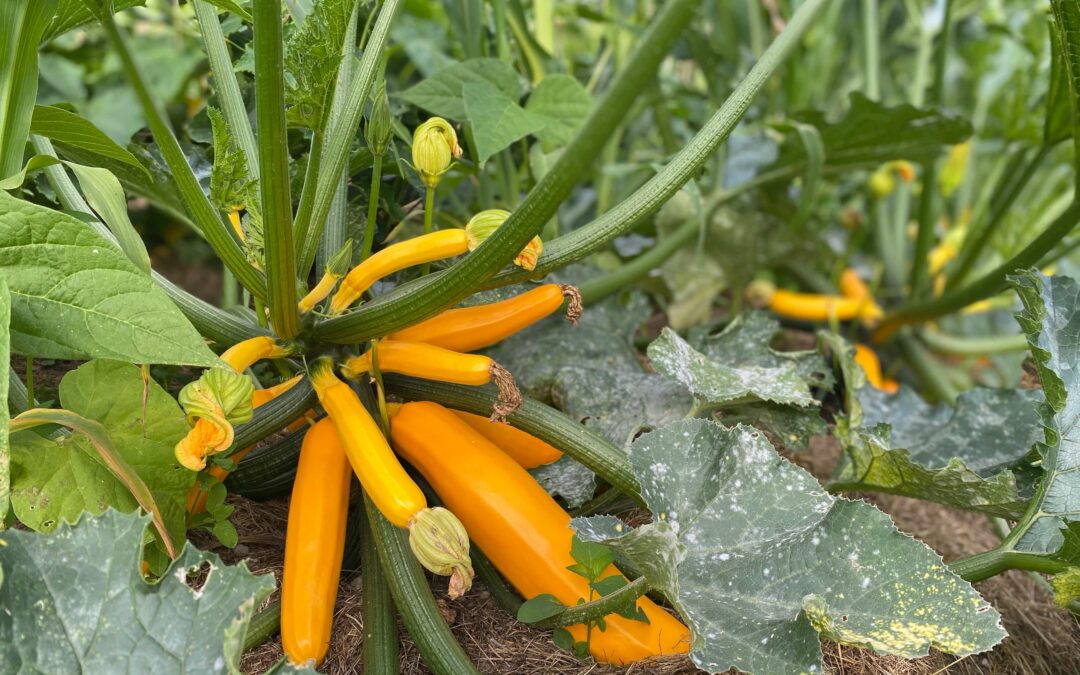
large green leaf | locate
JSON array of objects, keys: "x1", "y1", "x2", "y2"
[
  {"x1": 0, "y1": 282, "x2": 9, "y2": 524},
  {"x1": 774, "y1": 93, "x2": 973, "y2": 171},
  {"x1": 574, "y1": 420, "x2": 1007, "y2": 674},
  {"x1": 398, "y1": 57, "x2": 521, "y2": 120},
  {"x1": 29, "y1": 105, "x2": 148, "y2": 174},
  {"x1": 484, "y1": 288, "x2": 691, "y2": 445},
  {"x1": 9, "y1": 361, "x2": 194, "y2": 561},
  {"x1": 1009, "y1": 271, "x2": 1080, "y2": 554},
  {"x1": 463, "y1": 80, "x2": 544, "y2": 164},
  {"x1": 0, "y1": 0, "x2": 57, "y2": 179},
  {"x1": 524, "y1": 74, "x2": 592, "y2": 150},
  {"x1": 830, "y1": 418, "x2": 1027, "y2": 520},
  {"x1": 0, "y1": 192, "x2": 218, "y2": 366},
  {"x1": 0, "y1": 510, "x2": 273, "y2": 674}
]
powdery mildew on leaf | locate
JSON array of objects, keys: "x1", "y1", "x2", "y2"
[
  {"x1": 648, "y1": 327, "x2": 818, "y2": 407},
  {"x1": 1010, "y1": 270, "x2": 1080, "y2": 553},
  {"x1": 574, "y1": 419, "x2": 1006, "y2": 674},
  {"x1": 0, "y1": 510, "x2": 273, "y2": 674}
]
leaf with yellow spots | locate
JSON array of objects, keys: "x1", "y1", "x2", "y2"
[{"x1": 573, "y1": 419, "x2": 1006, "y2": 674}]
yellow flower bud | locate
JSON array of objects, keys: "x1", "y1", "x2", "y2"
[
  {"x1": 408, "y1": 506, "x2": 474, "y2": 599},
  {"x1": 464, "y1": 209, "x2": 544, "y2": 270},
  {"x1": 745, "y1": 279, "x2": 777, "y2": 307},
  {"x1": 412, "y1": 117, "x2": 462, "y2": 188},
  {"x1": 890, "y1": 160, "x2": 916, "y2": 182},
  {"x1": 868, "y1": 167, "x2": 895, "y2": 198},
  {"x1": 465, "y1": 209, "x2": 511, "y2": 249}
]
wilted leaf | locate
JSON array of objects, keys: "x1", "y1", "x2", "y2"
[
  {"x1": 0, "y1": 510, "x2": 273, "y2": 673},
  {"x1": 574, "y1": 420, "x2": 1006, "y2": 674}
]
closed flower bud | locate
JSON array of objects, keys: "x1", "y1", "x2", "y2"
[
  {"x1": 365, "y1": 82, "x2": 394, "y2": 156},
  {"x1": 412, "y1": 117, "x2": 462, "y2": 187},
  {"x1": 408, "y1": 506, "x2": 474, "y2": 599},
  {"x1": 745, "y1": 279, "x2": 777, "y2": 307},
  {"x1": 868, "y1": 167, "x2": 895, "y2": 198},
  {"x1": 890, "y1": 160, "x2": 915, "y2": 182}
]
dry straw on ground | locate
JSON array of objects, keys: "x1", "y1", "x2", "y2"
[{"x1": 214, "y1": 431, "x2": 1080, "y2": 675}]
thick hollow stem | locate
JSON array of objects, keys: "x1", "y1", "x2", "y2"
[
  {"x1": 253, "y1": 0, "x2": 299, "y2": 338},
  {"x1": 919, "y1": 330, "x2": 1029, "y2": 356},
  {"x1": 948, "y1": 548, "x2": 1070, "y2": 584},
  {"x1": 526, "y1": 577, "x2": 650, "y2": 629}
]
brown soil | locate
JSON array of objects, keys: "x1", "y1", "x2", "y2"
[{"x1": 220, "y1": 432, "x2": 1080, "y2": 675}]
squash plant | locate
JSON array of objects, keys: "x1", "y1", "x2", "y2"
[{"x1": 1, "y1": 0, "x2": 1080, "y2": 674}]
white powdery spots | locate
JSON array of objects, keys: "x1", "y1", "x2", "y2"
[{"x1": 861, "y1": 577, "x2": 871, "y2": 589}]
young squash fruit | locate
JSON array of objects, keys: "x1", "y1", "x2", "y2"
[
  {"x1": 341, "y1": 341, "x2": 522, "y2": 421},
  {"x1": 389, "y1": 401, "x2": 691, "y2": 665},
  {"x1": 853, "y1": 344, "x2": 899, "y2": 393},
  {"x1": 219, "y1": 335, "x2": 292, "y2": 372},
  {"x1": 384, "y1": 402, "x2": 561, "y2": 469},
  {"x1": 281, "y1": 418, "x2": 352, "y2": 667},
  {"x1": 328, "y1": 230, "x2": 471, "y2": 314},
  {"x1": 838, "y1": 268, "x2": 884, "y2": 324},
  {"x1": 308, "y1": 358, "x2": 474, "y2": 597},
  {"x1": 387, "y1": 283, "x2": 582, "y2": 352}
]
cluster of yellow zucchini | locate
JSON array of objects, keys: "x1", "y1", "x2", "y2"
[{"x1": 179, "y1": 236, "x2": 690, "y2": 667}]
